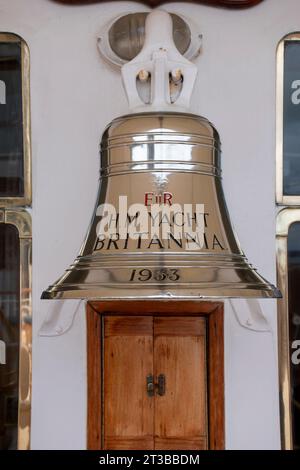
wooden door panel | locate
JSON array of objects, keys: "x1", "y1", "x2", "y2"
[
  {"x1": 104, "y1": 436, "x2": 154, "y2": 450},
  {"x1": 103, "y1": 316, "x2": 154, "y2": 450},
  {"x1": 154, "y1": 317, "x2": 207, "y2": 450},
  {"x1": 154, "y1": 316, "x2": 206, "y2": 336},
  {"x1": 155, "y1": 437, "x2": 207, "y2": 450}
]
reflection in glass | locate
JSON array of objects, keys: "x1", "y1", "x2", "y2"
[
  {"x1": 0, "y1": 223, "x2": 20, "y2": 450},
  {"x1": 288, "y1": 222, "x2": 300, "y2": 449},
  {"x1": 0, "y1": 41, "x2": 24, "y2": 197}
]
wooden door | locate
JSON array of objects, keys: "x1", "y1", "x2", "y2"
[
  {"x1": 103, "y1": 315, "x2": 208, "y2": 450},
  {"x1": 154, "y1": 317, "x2": 207, "y2": 450},
  {"x1": 103, "y1": 316, "x2": 154, "y2": 450}
]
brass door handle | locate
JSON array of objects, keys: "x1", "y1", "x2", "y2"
[
  {"x1": 157, "y1": 374, "x2": 165, "y2": 396},
  {"x1": 146, "y1": 374, "x2": 166, "y2": 397},
  {"x1": 147, "y1": 374, "x2": 155, "y2": 397}
]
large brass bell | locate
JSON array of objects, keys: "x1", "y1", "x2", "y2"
[{"x1": 42, "y1": 112, "x2": 280, "y2": 300}]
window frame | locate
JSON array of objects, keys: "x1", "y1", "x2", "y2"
[
  {"x1": 0, "y1": 32, "x2": 31, "y2": 207},
  {"x1": 276, "y1": 32, "x2": 300, "y2": 205},
  {"x1": 276, "y1": 207, "x2": 300, "y2": 450},
  {"x1": 0, "y1": 208, "x2": 32, "y2": 450}
]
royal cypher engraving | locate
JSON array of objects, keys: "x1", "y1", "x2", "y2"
[{"x1": 93, "y1": 192, "x2": 226, "y2": 252}]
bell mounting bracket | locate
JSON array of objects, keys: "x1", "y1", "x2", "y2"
[{"x1": 98, "y1": 10, "x2": 201, "y2": 112}]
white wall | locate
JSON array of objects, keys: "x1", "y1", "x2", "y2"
[{"x1": 0, "y1": 0, "x2": 298, "y2": 449}]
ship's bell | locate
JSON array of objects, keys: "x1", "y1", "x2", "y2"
[
  {"x1": 42, "y1": 11, "x2": 280, "y2": 300},
  {"x1": 42, "y1": 111, "x2": 280, "y2": 300}
]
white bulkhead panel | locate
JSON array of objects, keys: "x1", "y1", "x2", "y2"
[{"x1": 1, "y1": 0, "x2": 299, "y2": 449}]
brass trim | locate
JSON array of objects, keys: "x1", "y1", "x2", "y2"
[
  {"x1": 0, "y1": 208, "x2": 32, "y2": 450},
  {"x1": 276, "y1": 207, "x2": 300, "y2": 450},
  {"x1": 0, "y1": 33, "x2": 31, "y2": 207},
  {"x1": 276, "y1": 33, "x2": 300, "y2": 205},
  {"x1": 5, "y1": 209, "x2": 32, "y2": 239}
]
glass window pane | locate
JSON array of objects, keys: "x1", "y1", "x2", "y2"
[
  {"x1": 0, "y1": 223, "x2": 20, "y2": 450},
  {"x1": 283, "y1": 41, "x2": 300, "y2": 196},
  {"x1": 288, "y1": 222, "x2": 300, "y2": 449},
  {"x1": 0, "y1": 41, "x2": 24, "y2": 197}
]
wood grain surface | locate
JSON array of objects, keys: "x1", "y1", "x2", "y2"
[{"x1": 154, "y1": 317, "x2": 207, "y2": 450}]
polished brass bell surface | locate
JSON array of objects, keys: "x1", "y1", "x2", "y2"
[{"x1": 42, "y1": 112, "x2": 280, "y2": 300}]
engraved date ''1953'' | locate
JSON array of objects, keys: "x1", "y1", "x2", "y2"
[{"x1": 129, "y1": 268, "x2": 180, "y2": 282}]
